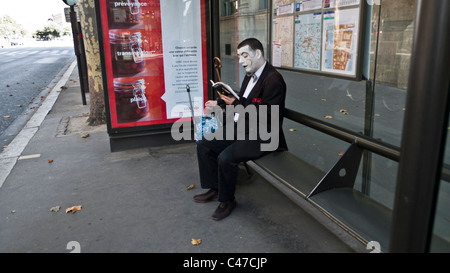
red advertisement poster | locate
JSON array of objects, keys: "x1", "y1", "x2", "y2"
[{"x1": 99, "y1": 0, "x2": 207, "y2": 129}]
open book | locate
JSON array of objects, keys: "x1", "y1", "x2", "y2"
[{"x1": 210, "y1": 80, "x2": 239, "y2": 100}]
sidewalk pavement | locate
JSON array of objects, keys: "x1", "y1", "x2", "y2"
[{"x1": 0, "y1": 61, "x2": 356, "y2": 253}]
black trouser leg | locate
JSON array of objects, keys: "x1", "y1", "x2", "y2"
[
  {"x1": 196, "y1": 138, "x2": 239, "y2": 201},
  {"x1": 217, "y1": 144, "x2": 239, "y2": 202},
  {"x1": 196, "y1": 138, "x2": 234, "y2": 191}
]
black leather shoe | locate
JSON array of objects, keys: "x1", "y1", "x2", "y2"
[
  {"x1": 211, "y1": 200, "x2": 237, "y2": 220},
  {"x1": 193, "y1": 189, "x2": 218, "y2": 203}
]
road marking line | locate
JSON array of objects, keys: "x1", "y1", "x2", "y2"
[
  {"x1": 18, "y1": 154, "x2": 41, "y2": 160},
  {"x1": 0, "y1": 127, "x2": 39, "y2": 159},
  {"x1": 34, "y1": 57, "x2": 59, "y2": 64},
  {"x1": 0, "y1": 158, "x2": 17, "y2": 189}
]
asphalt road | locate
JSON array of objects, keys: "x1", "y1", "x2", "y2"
[{"x1": 0, "y1": 40, "x2": 75, "y2": 147}]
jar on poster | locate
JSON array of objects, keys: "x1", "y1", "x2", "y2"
[
  {"x1": 108, "y1": 0, "x2": 143, "y2": 29},
  {"x1": 114, "y1": 78, "x2": 149, "y2": 123},
  {"x1": 110, "y1": 31, "x2": 147, "y2": 77}
]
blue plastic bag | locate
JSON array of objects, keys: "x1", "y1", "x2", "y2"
[{"x1": 194, "y1": 114, "x2": 219, "y2": 141}]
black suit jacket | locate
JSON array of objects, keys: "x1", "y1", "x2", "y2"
[{"x1": 225, "y1": 62, "x2": 288, "y2": 162}]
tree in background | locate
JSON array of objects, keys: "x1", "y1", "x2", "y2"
[
  {"x1": 0, "y1": 15, "x2": 26, "y2": 37},
  {"x1": 34, "y1": 23, "x2": 62, "y2": 40},
  {"x1": 76, "y1": 0, "x2": 106, "y2": 126}
]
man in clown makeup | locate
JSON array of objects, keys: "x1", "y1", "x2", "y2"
[{"x1": 194, "y1": 38, "x2": 288, "y2": 220}]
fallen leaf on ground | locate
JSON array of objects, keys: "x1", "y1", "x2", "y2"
[
  {"x1": 338, "y1": 151, "x2": 344, "y2": 156},
  {"x1": 66, "y1": 205, "x2": 82, "y2": 214},
  {"x1": 324, "y1": 115, "x2": 333, "y2": 119},
  {"x1": 3, "y1": 115, "x2": 10, "y2": 118},
  {"x1": 186, "y1": 184, "x2": 195, "y2": 190},
  {"x1": 50, "y1": 206, "x2": 61, "y2": 212},
  {"x1": 81, "y1": 133, "x2": 90, "y2": 138},
  {"x1": 48, "y1": 159, "x2": 54, "y2": 163},
  {"x1": 191, "y1": 238, "x2": 202, "y2": 246},
  {"x1": 60, "y1": 86, "x2": 67, "y2": 89}
]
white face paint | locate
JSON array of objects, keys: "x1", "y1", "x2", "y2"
[{"x1": 237, "y1": 45, "x2": 264, "y2": 76}]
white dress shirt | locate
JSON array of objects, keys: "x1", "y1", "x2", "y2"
[
  {"x1": 242, "y1": 61, "x2": 266, "y2": 98},
  {"x1": 234, "y1": 62, "x2": 267, "y2": 122}
]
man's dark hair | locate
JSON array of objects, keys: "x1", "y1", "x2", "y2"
[{"x1": 237, "y1": 38, "x2": 264, "y2": 57}]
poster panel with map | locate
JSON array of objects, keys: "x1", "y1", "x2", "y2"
[
  {"x1": 271, "y1": 0, "x2": 363, "y2": 78},
  {"x1": 321, "y1": 8, "x2": 360, "y2": 76}
]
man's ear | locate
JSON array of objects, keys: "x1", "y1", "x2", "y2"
[{"x1": 255, "y1": 49, "x2": 263, "y2": 59}]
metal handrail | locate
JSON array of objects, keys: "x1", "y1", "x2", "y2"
[
  {"x1": 284, "y1": 108, "x2": 450, "y2": 182},
  {"x1": 284, "y1": 108, "x2": 401, "y2": 161}
]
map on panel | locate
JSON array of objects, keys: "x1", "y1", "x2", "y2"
[
  {"x1": 321, "y1": 8, "x2": 359, "y2": 76},
  {"x1": 273, "y1": 16, "x2": 294, "y2": 67},
  {"x1": 294, "y1": 13, "x2": 322, "y2": 70}
]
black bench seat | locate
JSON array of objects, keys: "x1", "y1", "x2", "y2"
[
  {"x1": 250, "y1": 151, "x2": 324, "y2": 197},
  {"x1": 249, "y1": 150, "x2": 393, "y2": 252}
]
